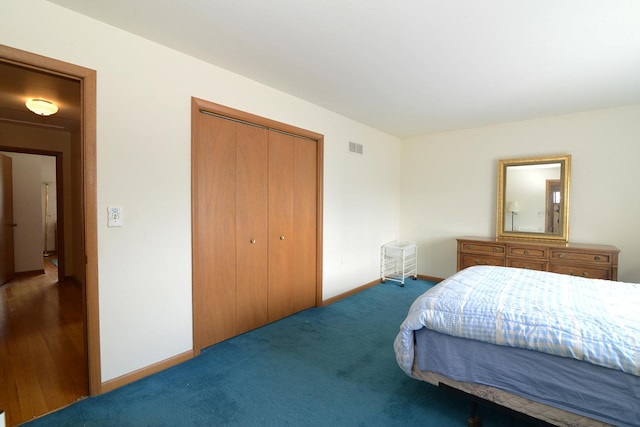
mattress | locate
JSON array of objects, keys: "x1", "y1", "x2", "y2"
[{"x1": 395, "y1": 266, "x2": 640, "y2": 376}]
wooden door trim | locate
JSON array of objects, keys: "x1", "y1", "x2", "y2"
[
  {"x1": 315, "y1": 137, "x2": 324, "y2": 307},
  {"x1": 545, "y1": 179, "x2": 561, "y2": 234},
  {"x1": 0, "y1": 153, "x2": 14, "y2": 285},
  {"x1": 55, "y1": 153, "x2": 65, "y2": 280},
  {"x1": 193, "y1": 98, "x2": 324, "y2": 142},
  {"x1": 191, "y1": 97, "x2": 324, "y2": 350},
  {"x1": 0, "y1": 44, "x2": 101, "y2": 395}
]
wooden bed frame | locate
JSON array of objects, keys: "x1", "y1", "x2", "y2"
[{"x1": 410, "y1": 362, "x2": 613, "y2": 427}]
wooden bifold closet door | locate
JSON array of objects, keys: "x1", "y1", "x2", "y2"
[
  {"x1": 267, "y1": 131, "x2": 317, "y2": 323},
  {"x1": 192, "y1": 100, "x2": 319, "y2": 353}
]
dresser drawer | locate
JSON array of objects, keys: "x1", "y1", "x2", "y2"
[
  {"x1": 550, "y1": 250, "x2": 612, "y2": 265},
  {"x1": 457, "y1": 237, "x2": 619, "y2": 280},
  {"x1": 460, "y1": 253, "x2": 506, "y2": 269},
  {"x1": 549, "y1": 264, "x2": 611, "y2": 280},
  {"x1": 506, "y1": 259, "x2": 547, "y2": 271},
  {"x1": 460, "y1": 242, "x2": 505, "y2": 255},
  {"x1": 507, "y1": 245, "x2": 548, "y2": 260}
]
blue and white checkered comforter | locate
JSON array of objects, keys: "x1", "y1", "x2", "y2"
[{"x1": 394, "y1": 265, "x2": 640, "y2": 377}]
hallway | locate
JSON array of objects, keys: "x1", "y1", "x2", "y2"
[{"x1": 0, "y1": 257, "x2": 87, "y2": 426}]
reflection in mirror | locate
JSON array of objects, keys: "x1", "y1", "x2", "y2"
[
  {"x1": 505, "y1": 163, "x2": 561, "y2": 233},
  {"x1": 497, "y1": 155, "x2": 571, "y2": 242}
]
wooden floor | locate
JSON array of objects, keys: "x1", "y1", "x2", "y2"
[{"x1": 0, "y1": 257, "x2": 87, "y2": 426}]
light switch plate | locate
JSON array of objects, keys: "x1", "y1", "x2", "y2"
[{"x1": 107, "y1": 206, "x2": 124, "y2": 227}]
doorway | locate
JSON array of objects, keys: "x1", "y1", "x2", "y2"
[
  {"x1": 0, "y1": 151, "x2": 64, "y2": 282},
  {"x1": 545, "y1": 179, "x2": 561, "y2": 234},
  {"x1": 0, "y1": 44, "x2": 100, "y2": 424}
]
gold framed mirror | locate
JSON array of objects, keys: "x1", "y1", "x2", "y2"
[{"x1": 497, "y1": 155, "x2": 571, "y2": 242}]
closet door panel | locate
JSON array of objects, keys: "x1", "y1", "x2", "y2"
[
  {"x1": 193, "y1": 113, "x2": 237, "y2": 348},
  {"x1": 235, "y1": 123, "x2": 268, "y2": 334},
  {"x1": 293, "y1": 136, "x2": 317, "y2": 312},
  {"x1": 268, "y1": 131, "x2": 294, "y2": 322}
]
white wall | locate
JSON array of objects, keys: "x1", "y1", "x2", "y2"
[
  {"x1": 400, "y1": 105, "x2": 640, "y2": 283},
  {"x1": 1, "y1": 0, "x2": 402, "y2": 382}
]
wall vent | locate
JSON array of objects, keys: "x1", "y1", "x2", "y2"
[{"x1": 348, "y1": 141, "x2": 363, "y2": 155}]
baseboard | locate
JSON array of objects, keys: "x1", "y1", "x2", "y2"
[
  {"x1": 417, "y1": 274, "x2": 444, "y2": 283},
  {"x1": 321, "y1": 279, "x2": 380, "y2": 306},
  {"x1": 100, "y1": 350, "x2": 194, "y2": 393},
  {"x1": 321, "y1": 274, "x2": 444, "y2": 306}
]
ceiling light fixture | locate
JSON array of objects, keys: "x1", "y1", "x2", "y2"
[{"x1": 25, "y1": 98, "x2": 59, "y2": 116}]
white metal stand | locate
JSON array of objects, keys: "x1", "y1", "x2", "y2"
[{"x1": 380, "y1": 240, "x2": 417, "y2": 286}]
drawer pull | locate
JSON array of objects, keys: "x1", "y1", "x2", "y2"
[
  {"x1": 280, "y1": 235, "x2": 285, "y2": 240},
  {"x1": 492, "y1": 247, "x2": 498, "y2": 252},
  {"x1": 583, "y1": 272, "x2": 590, "y2": 277},
  {"x1": 465, "y1": 244, "x2": 472, "y2": 249},
  {"x1": 594, "y1": 256, "x2": 601, "y2": 261},
  {"x1": 524, "y1": 250, "x2": 530, "y2": 255},
  {"x1": 557, "y1": 253, "x2": 565, "y2": 258},
  {"x1": 250, "y1": 239, "x2": 256, "y2": 244}
]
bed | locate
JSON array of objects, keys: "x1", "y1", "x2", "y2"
[{"x1": 394, "y1": 265, "x2": 640, "y2": 427}]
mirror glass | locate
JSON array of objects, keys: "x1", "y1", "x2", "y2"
[{"x1": 496, "y1": 155, "x2": 571, "y2": 242}]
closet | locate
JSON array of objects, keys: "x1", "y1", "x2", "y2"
[{"x1": 191, "y1": 98, "x2": 322, "y2": 353}]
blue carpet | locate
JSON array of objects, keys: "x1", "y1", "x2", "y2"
[{"x1": 26, "y1": 280, "x2": 522, "y2": 426}]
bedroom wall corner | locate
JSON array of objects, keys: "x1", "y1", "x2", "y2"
[{"x1": 399, "y1": 104, "x2": 640, "y2": 283}]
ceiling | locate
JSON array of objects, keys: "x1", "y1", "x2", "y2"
[
  {"x1": 7, "y1": 1, "x2": 640, "y2": 138},
  {"x1": 0, "y1": 61, "x2": 81, "y2": 133}
]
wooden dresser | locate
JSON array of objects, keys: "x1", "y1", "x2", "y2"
[{"x1": 457, "y1": 236, "x2": 620, "y2": 280}]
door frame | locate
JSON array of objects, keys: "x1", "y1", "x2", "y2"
[
  {"x1": 0, "y1": 44, "x2": 101, "y2": 395},
  {"x1": 545, "y1": 179, "x2": 561, "y2": 234},
  {"x1": 0, "y1": 153, "x2": 14, "y2": 285}
]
